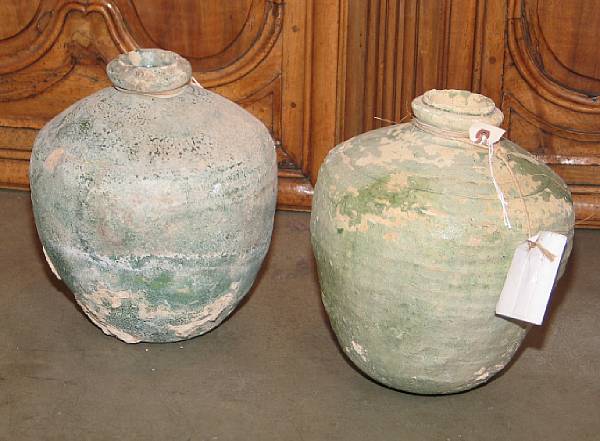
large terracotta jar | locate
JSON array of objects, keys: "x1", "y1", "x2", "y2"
[
  {"x1": 310, "y1": 89, "x2": 574, "y2": 394},
  {"x1": 30, "y1": 49, "x2": 277, "y2": 343}
]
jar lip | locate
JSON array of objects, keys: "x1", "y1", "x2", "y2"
[
  {"x1": 106, "y1": 49, "x2": 192, "y2": 94},
  {"x1": 412, "y1": 89, "x2": 503, "y2": 131},
  {"x1": 422, "y1": 89, "x2": 496, "y2": 116}
]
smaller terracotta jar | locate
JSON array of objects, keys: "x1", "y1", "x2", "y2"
[{"x1": 311, "y1": 89, "x2": 574, "y2": 394}]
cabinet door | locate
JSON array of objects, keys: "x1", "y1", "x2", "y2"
[
  {"x1": 0, "y1": 0, "x2": 333, "y2": 210},
  {"x1": 503, "y1": 0, "x2": 600, "y2": 227}
]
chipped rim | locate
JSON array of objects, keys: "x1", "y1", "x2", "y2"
[
  {"x1": 107, "y1": 48, "x2": 192, "y2": 94},
  {"x1": 412, "y1": 89, "x2": 504, "y2": 132}
]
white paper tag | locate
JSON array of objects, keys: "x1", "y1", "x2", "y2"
[
  {"x1": 469, "y1": 122, "x2": 505, "y2": 146},
  {"x1": 496, "y1": 231, "x2": 567, "y2": 325}
]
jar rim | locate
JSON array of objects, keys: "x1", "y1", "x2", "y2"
[
  {"x1": 106, "y1": 49, "x2": 192, "y2": 94},
  {"x1": 412, "y1": 89, "x2": 503, "y2": 132},
  {"x1": 422, "y1": 89, "x2": 496, "y2": 116}
]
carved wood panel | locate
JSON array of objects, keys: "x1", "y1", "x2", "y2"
[
  {"x1": 503, "y1": 0, "x2": 600, "y2": 227},
  {"x1": 0, "y1": 0, "x2": 325, "y2": 210}
]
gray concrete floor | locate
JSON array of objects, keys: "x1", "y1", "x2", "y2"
[{"x1": 0, "y1": 189, "x2": 598, "y2": 441}]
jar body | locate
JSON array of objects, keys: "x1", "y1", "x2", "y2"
[
  {"x1": 30, "y1": 65, "x2": 277, "y2": 343},
  {"x1": 310, "y1": 91, "x2": 574, "y2": 393}
]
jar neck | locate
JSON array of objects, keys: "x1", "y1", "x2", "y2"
[
  {"x1": 106, "y1": 49, "x2": 192, "y2": 95},
  {"x1": 411, "y1": 89, "x2": 503, "y2": 132}
]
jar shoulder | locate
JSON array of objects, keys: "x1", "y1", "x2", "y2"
[{"x1": 30, "y1": 87, "x2": 275, "y2": 172}]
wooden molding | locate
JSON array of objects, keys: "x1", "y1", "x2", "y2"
[
  {"x1": 307, "y1": 0, "x2": 349, "y2": 184},
  {"x1": 502, "y1": 1, "x2": 600, "y2": 226},
  {"x1": 0, "y1": 0, "x2": 136, "y2": 74},
  {"x1": 507, "y1": 0, "x2": 600, "y2": 113},
  {"x1": 570, "y1": 186, "x2": 600, "y2": 229}
]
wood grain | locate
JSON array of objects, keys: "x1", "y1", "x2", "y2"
[
  {"x1": 307, "y1": 0, "x2": 347, "y2": 185},
  {"x1": 0, "y1": 0, "x2": 40, "y2": 40},
  {"x1": 129, "y1": 0, "x2": 254, "y2": 62}
]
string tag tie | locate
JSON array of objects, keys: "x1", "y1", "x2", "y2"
[
  {"x1": 468, "y1": 122, "x2": 510, "y2": 228},
  {"x1": 114, "y1": 76, "x2": 203, "y2": 99}
]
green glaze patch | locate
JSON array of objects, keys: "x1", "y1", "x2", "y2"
[{"x1": 337, "y1": 175, "x2": 428, "y2": 227}]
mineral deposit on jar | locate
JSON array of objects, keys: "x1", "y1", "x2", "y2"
[
  {"x1": 334, "y1": 205, "x2": 422, "y2": 233},
  {"x1": 167, "y1": 292, "x2": 235, "y2": 338},
  {"x1": 350, "y1": 340, "x2": 368, "y2": 362},
  {"x1": 78, "y1": 301, "x2": 141, "y2": 344},
  {"x1": 89, "y1": 287, "x2": 139, "y2": 317},
  {"x1": 43, "y1": 148, "x2": 65, "y2": 172}
]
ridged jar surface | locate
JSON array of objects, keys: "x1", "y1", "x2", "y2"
[
  {"x1": 30, "y1": 85, "x2": 277, "y2": 343},
  {"x1": 311, "y1": 122, "x2": 574, "y2": 394}
]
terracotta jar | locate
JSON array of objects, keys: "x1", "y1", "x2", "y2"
[
  {"x1": 30, "y1": 49, "x2": 277, "y2": 343},
  {"x1": 310, "y1": 89, "x2": 574, "y2": 394}
]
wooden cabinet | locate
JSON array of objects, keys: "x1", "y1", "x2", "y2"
[{"x1": 1, "y1": 0, "x2": 599, "y2": 225}]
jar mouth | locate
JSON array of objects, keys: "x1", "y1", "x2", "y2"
[
  {"x1": 124, "y1": 49, "x2": 178, "y2": 69},
  {"x1": 107, "y1": 49, "x2": 192, "y2": 94},
  {"x1": 412, "y1": 89, "x2": 503, "y2": 132},
  {"x1": 422, "y1": 89, "x2": 495, "y2": 116}
]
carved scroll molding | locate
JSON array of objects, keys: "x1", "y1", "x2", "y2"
[
  {"x1": 503, "y1": 94, "x2": 600, "y2": 170},
  {"x1": 0, "y1": 0, "x2": 284, "y2": 89},
  {"x1": 503, "y1": 1, "x2": 600, "y2": 226},
  {"x1": 113, "y1": 0, "x2": 284, "y2": 88},
  {"x1": 502, "y1": 92, "x2": 600, "y2": 228},
  {"x1": 0, "y1": 0, "x2": 136, "y2": 74},
  {"x1": 508, "y1": 0, "x2": 600, "y2": 113}
]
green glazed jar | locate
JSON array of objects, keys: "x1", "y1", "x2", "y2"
[
  {"x1": 310, "y1": 89, "x2": 574, "y2": 394},
  {"x1": 30, "y1": 49, "x2": 277, "y2": 343}
]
